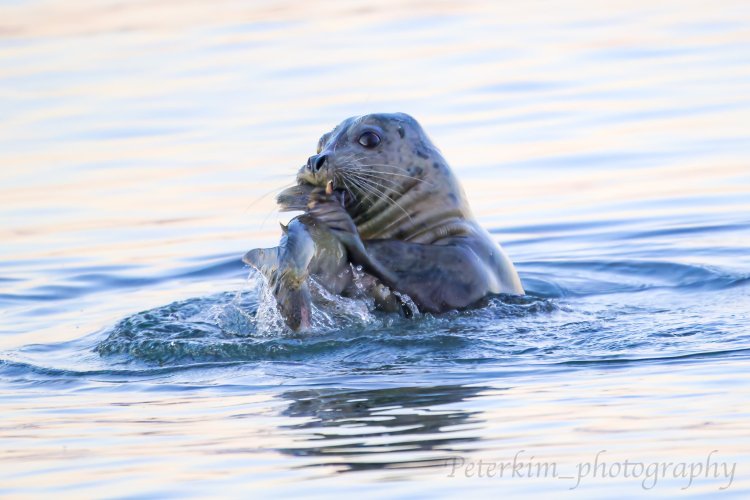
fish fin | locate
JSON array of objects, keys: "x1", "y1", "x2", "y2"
[{"x1": 243, "y1": 247, "x2": 280, "y2": 278}]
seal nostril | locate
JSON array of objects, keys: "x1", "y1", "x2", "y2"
[
  {"x1": 306, "y1": 154, "x2": 327, "y2": 172},
  {"x1": 314, "y1": 154, "x2": 327, "y2": 172}
]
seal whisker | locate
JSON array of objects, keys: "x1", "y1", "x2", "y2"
[
  {"x1": 349, "y1": 153, "x2": 370, "y2": 164},
  {"x1": 336, "y1": 167, "x2": 359, "y2": 200},
  {"x1": 334, "y1": 152, "x2": 358, "y2": 169},
  {"x1": 338, "y1": 169, "x2": 405, "y2": 191},
  {"x1": 339, "y1": 175, "x2": 357, "y2": 208},
  {"x1": 347, "y1": 174, "x2": 418, "y2": 227},
  {"x1": 343, "y1": 177, "x2": 382, "y2": 214},
  {"x1": 339, "y1": 153, "x2": 370, "y2": 169},
  {"x1": 336, "y1": 156, "x2": 369, "y2": 173},
  {"x1": 345, "y1": 161, "x2": 435, "y2": 186},
  {"x1": 244, "y1": 181, "x2": 297, "y2": 214},
  {"x1": 344, "y1": 170, "x2": 398, "y2": 195},
  {"x1": 335, "y1": 158, "x2": 407, "y2": 194},
  {"x1": 340, "y1": 169, "x2": 393, "y2": 214},
  {"x1": 353, "y1": 165, "x2": 435, "y2": 185},
  {"x1": 345, "y1": 174, "x2": 392, "y2": 210},
  {"x1": 346, "y1": 174, "x2": 414, "y2": 223},
  {"x1": 347, "y1": 170, "x2": 399, "y2": 194},
  {"x1": 343, "y1": 171, "x2": 422, "y2": 207},
  {"x1": 344, "y1": 174, "x2": 381, "y2": 204},
  {"x1": 345, "y1": 168, "x2": 433, "y2": 186}
]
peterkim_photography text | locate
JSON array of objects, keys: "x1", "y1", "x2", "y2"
[{"x1": 444, "y1": 450, "x2": 737, "y2": 490}]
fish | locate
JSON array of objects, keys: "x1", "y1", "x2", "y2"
[{"x1": 244, "y1": 182, "x2": 404, "y2": 331}]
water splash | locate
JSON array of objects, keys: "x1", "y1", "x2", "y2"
[{"x1": 92, "y1": 270, "x2": 562, "y2": 367}]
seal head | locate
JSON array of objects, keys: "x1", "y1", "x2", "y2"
[{"x1": 297, "y1": 112, "x2": 474, "y2": 243}]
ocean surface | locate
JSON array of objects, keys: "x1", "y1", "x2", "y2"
[{"x1": 1, "y1": 0, "x2": 749, "y2": 497}]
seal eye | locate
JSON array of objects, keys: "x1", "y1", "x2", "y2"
[{"x1": 358, "y1": 131, "x2": 381, "y2": 148}]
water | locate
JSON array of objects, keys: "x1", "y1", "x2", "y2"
[{"x1": 2, "y1": 0, "x2": 750, "y2": 496}]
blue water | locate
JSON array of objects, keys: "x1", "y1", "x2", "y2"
[{"x1": 2, "y1": 1, "x2": 750, "y2": 497}]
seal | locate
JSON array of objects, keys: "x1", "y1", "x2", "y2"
[{"x1": 295, "y1": 112, "x2": 524, "y2": 313}]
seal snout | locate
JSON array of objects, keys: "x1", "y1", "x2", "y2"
[{"x1": 306, "y1": 153, "x2": 328, "y2": 172}]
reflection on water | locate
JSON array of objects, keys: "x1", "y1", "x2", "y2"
[
  {"x1": 1, "y1": 0, "x2": 750, "y2": 496},
  {"x1": 278, "y1": 385, "x2": 485, "y2": 472}
]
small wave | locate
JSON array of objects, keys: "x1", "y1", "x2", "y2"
[
  {"x1": 0, "y1": 357, "x2": 244, "y2": 379},
  {"x1": 0, "y1": 256, "x2": 246, "y2": 304},
  {"x1": 519, "y1": 259, "x2": 749, "y2": 297},
  {"x1": 553, "y1": 347, "x2": 750, "y2": 367}
]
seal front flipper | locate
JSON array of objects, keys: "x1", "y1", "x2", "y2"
[
  {"x1": 353, "y1": 239, "x2": 511, "y2": 314},
  {"x1": 305, "y1": 197, "x2": 457, "y2": 313},
  {"x1": 305, "y1": 190, "x2": 415, "y2": 310},
  {"x1": 306, "y1": 185, "x2": 361, "y2": 247}
]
